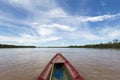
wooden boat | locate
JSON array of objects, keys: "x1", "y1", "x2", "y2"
[{"x1": 37, "y1": 53, "x2": 83, "y2": 80}]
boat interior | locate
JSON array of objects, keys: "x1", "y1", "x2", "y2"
[{"x1": 48, "y1": 63, "x2": 72, "y2": 80}]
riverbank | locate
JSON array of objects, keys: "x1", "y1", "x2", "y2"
[
  {"x1": 0, "y1": 44, "x2": 35, "y2": 48},
  {"x1": 1, "y1": 39, "x2": 120, "y2": 49},
  {"x1": 69, "y1": 42, "x2": 120, "y2": 48}
]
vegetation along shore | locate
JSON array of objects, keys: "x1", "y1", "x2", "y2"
[
  {"x1": 0, "y1": 39, "x2": 120, "y2": 49},
  {"x1": 0, "y1": 44, "x2": 35, "y2": 48},
  {"x1": 69, "y1": 39, "x2": 120, "y2": 49}
]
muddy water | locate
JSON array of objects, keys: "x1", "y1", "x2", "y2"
[{"x1": 0, "y1": 48, "x2": 120, "y2": 80}]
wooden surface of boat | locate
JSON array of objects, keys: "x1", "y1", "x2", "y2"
[{"x1": 37, "y1": 53, "x2": 84, "y2": 80}]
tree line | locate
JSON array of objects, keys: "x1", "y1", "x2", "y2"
[
  {"x1": 69, "y1": 39, "x2": 120, "y2": 48},
  {"x1": 0, "y1": 44, "x2": 35, "y2": 48}
]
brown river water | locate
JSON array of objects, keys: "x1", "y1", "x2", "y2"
[{"x1": 0, "y1": 48, "x2": 120, "y2": 80}]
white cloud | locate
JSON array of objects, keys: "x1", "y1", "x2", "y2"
[
  {"x1": 40, "y1": 36, "x2": 61, "y2": 42},
  {"x1": 6, "y1": 0, "x2": 55, "y2": 11},
  {"x1": 52, "y1": 23, "x2": 76, "y2": 31},
  {"x1": 80, "y1": 32, "x2": 101, "y2": 40},
  {"x1": 77, "y1": 13, "x2": 120, "y2": 22},
  {"x1": 2, "y1": 0, "x2": 120, "y2": 24},
  {"x1": 100, "y1": 27, "x2": 120, "y2": 39},
  {"x1": 0, "y1": 33, "x2": 37, "y2": 44},
  {"x1": 1, "y1": 0, "x2": 120, "y2": 46},
  {"x1": 76, "y1": 26, "x2": 120, "y2": 41},
  {"x1": 37, "y1": 27, "x2": 55, "y2": 36},
  {"x1": 3, "y1": 0, "x2": 120, "y2": 24},
  {"x1": 32, "y1": 23, "x2": 76, "y2": 37},
  {"x1": 0, "y1": 33, "x2": 61, "y2": 45},
  {"x1": 8, "y1": 0, "x2": 30, "y2": 7},
  {"x1": 47, "y1": 8, "x2": 66, "y2": 18},
  {"x1": 68, "y1": 30, "x2": 102, "y2": 41},
  {"x1": 19, "y1": 33, "x2": 35, "y2": 40}
]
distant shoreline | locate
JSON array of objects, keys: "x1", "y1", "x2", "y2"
[
  {"x1": 0, "y1": 44, "x2": 35, "y2": 48},
  {"x1": 68, "y1": 41, "x2": 120, "y2": 49},
  {"x1": 1, "y1": 39, "x2": 120, "y2": 49},
  {"x1": 39, "y1": 40, "x2": 120, "y2": 49}
]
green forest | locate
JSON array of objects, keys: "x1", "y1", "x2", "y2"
[
  {"x1": 69, "y1": 39, "x2": 120, "y2": 49},
  {"x1": 1, "y1": 39, "x2": 120, "y2": 48},
  {"x1": 0, "y1": 44, "x2": 35, "y2": 48}
]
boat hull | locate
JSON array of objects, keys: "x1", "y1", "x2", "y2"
[{"x1": 37, "y1": 53, "x2": 83, "y2": 80}]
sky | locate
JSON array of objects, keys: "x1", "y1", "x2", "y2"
[{"x1": 0, "y1": 0, "x2": 120, "y2": 46}]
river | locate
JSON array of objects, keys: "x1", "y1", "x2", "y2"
[{"x1": 0, "y1": 48, "x2": 120, "y2": 80}]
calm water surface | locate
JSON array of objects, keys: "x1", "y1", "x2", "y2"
[{"x1": 0, "y1": 48, "x2": 120, "y2": 80}]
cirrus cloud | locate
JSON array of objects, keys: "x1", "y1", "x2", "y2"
[{"x1": 0, "y1": 0, "x2": 120, "y2": 46}]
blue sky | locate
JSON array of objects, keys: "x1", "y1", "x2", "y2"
[{"x1": 0, "y1": 0, "x2": 120, "y2": 46}]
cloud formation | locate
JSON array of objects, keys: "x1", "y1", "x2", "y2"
[{"x1": 0, "y1": 0, "x2": 120, "y2": 46}]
